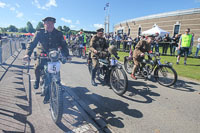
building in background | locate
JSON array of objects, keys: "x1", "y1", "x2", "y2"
[{"x1": 114, "y1": 8, "x2": 200, "y2": 44}]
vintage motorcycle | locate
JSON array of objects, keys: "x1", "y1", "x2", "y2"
[
  {"x1": 71, "y1": 43, "x2": 86, "y2": 58},
  {"x1": 33, "y1": 48, "x2": 69, "y2": 124},
  {"x1": 124, "y1": 51, "x2": 177, "y2": 87},
  {"x1": 88, "y1": 50, "x2": 128, "y2": 96}
]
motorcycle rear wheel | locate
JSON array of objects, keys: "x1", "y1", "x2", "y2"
[{"x1": 110, "y1": 67, "x2": 128, "y2": 96}]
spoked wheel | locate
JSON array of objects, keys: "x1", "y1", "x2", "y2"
[
  {"x1": 154, "y1": 65, "x2": 177, "y2": 87},
  {"x1": 124, "y1": 58, "x2": 134, "y2": 74},
  {"x1": 88, "y1": 59, "x2": 92, "y2": 75},
  {"x1": 110, "y1": 67, "x2": 128, "y2": 96},
  {"x1": 72, "y1": 47, "x2": 76, "y2": 56},
  {"x1": 50, "y1": 81, "x2": 63, "y2": 124}
]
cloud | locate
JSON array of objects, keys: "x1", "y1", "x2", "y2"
[
  {"x1": 76, "y1": 20, "x2": 80, "y2": 24},
  {"x1": 15, "y1": 3, "x2": 20, "y2": 8},
  {"x1": 195, "y1": 0, "x2": 200, "y2": 2},
  {"x1": 32, "y1": 0, "x2": 57, "y2": 10},
  {"x1": 70, "y1": 25, "x2": 76, "y2": 28},
  {"x1": 10, "y1": 7, "x2": 15, "y2": 11},
  {"x1": 93, "y1": 24, "x2": 104, "y2": 29},
  {"x1": 46, "y1": 0, "x2": 57, "y2": 7},
  {"x1": 16, "y1": 11, "x2": 24, "y2": 18},
  {"x1": 0, "y1": 2, "x2": 6, "y2": 8},
  {"x1": 61, "y1": 18, "x2": 72, "y2": 23}
]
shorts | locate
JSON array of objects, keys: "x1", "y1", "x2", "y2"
[
  {"x1": 177, "y1": 47, "x2": 189, "y2": 56},
  {"x1": 133, "y1": 57, "x2": 142, "y2": 66}
]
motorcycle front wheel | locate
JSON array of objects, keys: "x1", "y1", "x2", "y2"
[
  {"x1": 50, "y1": 81, "x2": 63, "y2": 124},
  {"x1": 154, "y1": 65, "x2": 177, "y2": 87},
  {"x1": 110, "y1": 67, "x2": 128, "y2": 96}
]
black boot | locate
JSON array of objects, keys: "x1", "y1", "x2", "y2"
[
  {"x1": 33, "y1": 80, "x2": 39, "y2": 89},
  {"x1": 91, "y1": 68, "x2": 97, "y2": 86}
]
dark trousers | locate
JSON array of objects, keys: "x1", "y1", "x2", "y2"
[
  {"x1": 123, "y1": 42, "x2": 127, "y2": 51},
  {"x1": 116, "y1": 41, "x2": 121, "y2": 50},
  {"x1": 162, "y1": 43, "x2": 169, "y2": 55},
  {"x1": 155, "y1": 43, "x2": 159, "y2": 52}
]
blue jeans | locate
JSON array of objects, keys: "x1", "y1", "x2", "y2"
[
  {"x1": 155, "y1": 43, "x2": 159, "y2": 53},
  {"x1": 195, "y1": 48, "x2": 200, "y2": 57}
]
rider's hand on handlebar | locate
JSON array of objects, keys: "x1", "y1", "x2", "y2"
[
  {"x1": 140, "y1": 53, "x2": 145, "y2": 57},
  {"x1": 23, "y1": 55, "x2": 30, "y2": 62},
  {"x1": 93, "y1": 50, "x2": 98, "y2": 54}
]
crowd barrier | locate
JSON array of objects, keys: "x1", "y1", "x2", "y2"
[{"x1": 0, "y1": 37, "x2": 28, "y2": 64}]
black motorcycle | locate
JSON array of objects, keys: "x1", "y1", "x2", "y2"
[
  {"x1": 88, "y1": 51, "x2": 128, "y2": 96},
  {"x1": 71, "y1": 43, "x2": 86, "y2": 58},
  {"x1": 124, "y1": 52, "x2": 177, "y2": 87},
  {"x1": 34, "y1": 48, "x2": 69, "y2": 124}
]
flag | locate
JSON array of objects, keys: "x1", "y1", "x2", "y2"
[{"x1": 106, "y1": 3, "x2": 109, "y2": 7}]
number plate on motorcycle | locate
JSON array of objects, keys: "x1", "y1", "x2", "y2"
[{"x1": 47, "y1": 62, "x2": 61, "y2": 73}]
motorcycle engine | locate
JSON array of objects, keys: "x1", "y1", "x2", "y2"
[{"x1": 142, "y1": 65, "x2": 151, "y2": 78}]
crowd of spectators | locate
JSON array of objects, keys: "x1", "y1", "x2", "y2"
[{"x1": 103, "y1": 32, "x2": 200, "y2": 58}]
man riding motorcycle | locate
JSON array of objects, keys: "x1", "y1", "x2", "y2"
[
  {"x1": 131, "y1": 35, "x2": 154, "y2": 80},
  {"x1": 23, "y1": 17, "x2": 70, "y2": 89},
  {"x1": 89, "y1": 28, "x2": 109, "y2": 86}
]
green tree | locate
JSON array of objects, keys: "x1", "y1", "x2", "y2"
[
  {"x1": 0, "y1": 27, "x2": 7, "y2": 32},
  {"x1": 18, "y1": 27, "x2": 27, "y2": 33},
  {"x1": 57, "y1": 26, "x2": 63, "y2": 31},
  {"x1": 26, "y1": 21, "x2": 35, "y2": 33},
  {"x1": 36, "y1": 21, "x2": 44, "y2": 31},
  {"x1": 63, "y1": 26, "x2": 70, "y2": 33},
  {"x1": 7, "y1": 25, "x2": 18, "y2": 32}
]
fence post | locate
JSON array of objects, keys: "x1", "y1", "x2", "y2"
[
  {"x1": 9, "y1": 39, "x2": 12, "y2": 56},
  {"x1": 0, "y1": 40, "x2": 2, "y2": 64}
]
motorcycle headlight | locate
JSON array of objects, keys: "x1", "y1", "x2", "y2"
[{"x1": 49, "y1": 51, "x2": 59, "y2": 60}]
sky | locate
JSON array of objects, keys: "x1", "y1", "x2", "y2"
[{"x1": 0, "y1": 0, "x2": 200, "y2": 32}]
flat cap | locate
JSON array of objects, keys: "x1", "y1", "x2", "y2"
[
  {"x1": 42, "y1": 17, "x2": 56, "y2": 23},
  {"x1": 97, "y1": 28, "x2": 104, "y2": 32}
]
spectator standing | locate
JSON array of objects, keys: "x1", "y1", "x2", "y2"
[
  {"x1": 195, "y1": 38, "x2": 200, "y2": 57},
  {"x1": 176, "y1": 28, "x2": 193, "y2": 65},
  {"x1": 154, "y1": 33, "x2": 161, "y2": 52},
  {"x1": 122, "y1": 33, "x2": 128, "y2": 51},
  {"x1": 171, "y1": 34, "x2": 180, "y2": 55},
  {"x1": 162, "y1": 33, "x2": 171, "y2": 55},
  {"x1": 127, "y1": 35, "x2": 133, "y2": 51},
  {"x1": 133, "y1": 35, "x2": 140, "y2": 49},
  {"x1": 115, "y1": 33, "x2": 121, "y2": 50},
  {"x1": 189, "y1": 33, "x2": 195, "y2": 55}
]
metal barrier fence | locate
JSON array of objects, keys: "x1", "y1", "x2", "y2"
[{"x1": 0, "y1": 37, "x2": 28, "y2": 64}]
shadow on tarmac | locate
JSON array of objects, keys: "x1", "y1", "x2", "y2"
[
  {"x1": 67, "y1": 86, "x2": 143, "y2": 129},
  {"x1": 171, "y1": 79, "x2": 199, "y2": 92},
  {"x1": 122, "y1": 80, "x2": 160, "y2": 104},
  {"x1": 0, "y1": 63, "x2": 35, "y2": 132}
]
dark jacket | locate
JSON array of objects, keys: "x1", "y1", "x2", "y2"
[{"x1": 25, "y1": 28, "x2": 69, "y2": 57}]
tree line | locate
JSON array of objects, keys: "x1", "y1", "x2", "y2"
[{"x1": 0, "y1": 21, "x2": 71, "y2": 35}]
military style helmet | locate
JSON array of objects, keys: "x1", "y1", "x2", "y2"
[
  {"x1": 96, "y1": 28, "x2": 104, "y2": 32},
  {"x1": 42, "y1": 17, "x2": 56, "y2": 23},
  {"x1": 108, "y1": 45, "x2": 117, "y2": 56}
]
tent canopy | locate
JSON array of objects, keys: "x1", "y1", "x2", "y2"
[
  {"x1": 24, "y1": 33, "x2": 34, "y2": 36},
  {"x1": 142, "y1": 26, "x2": 169, "y2": 37}
]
